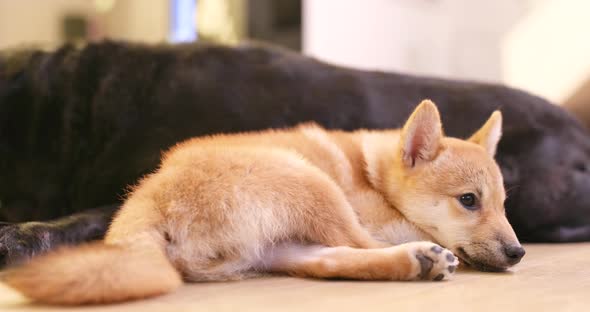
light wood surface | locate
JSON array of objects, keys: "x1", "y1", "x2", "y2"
[{"x1": 1, "y1": 244, "x2": 589, "y2": 311}]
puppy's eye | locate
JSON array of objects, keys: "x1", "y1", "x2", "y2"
[{"x1": 458, "y1": 193, "x2": 478, "y2": 210}]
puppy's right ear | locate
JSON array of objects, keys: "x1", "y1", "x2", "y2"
[
  {"x1": 400, "y1": 100, "x2": 443, "y2": 168},
  {"x1": 469, "y1": 111, "x2": 502, "y2": 157}
]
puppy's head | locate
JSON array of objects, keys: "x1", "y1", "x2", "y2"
[{"x1": 388, "y1": 100, "x2": 524, "y2": 271}]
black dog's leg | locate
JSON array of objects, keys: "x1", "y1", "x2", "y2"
[
  {"x1": 0, "y1": 204, "x2": 119, "y2": 268},
  {"x1": 524, "y1": 224, "x2": 590, "y2": 243}
]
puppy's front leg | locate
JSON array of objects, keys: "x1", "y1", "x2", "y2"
[{"x1": 265, "y1": 242, "x2": 459, "y2": 281}]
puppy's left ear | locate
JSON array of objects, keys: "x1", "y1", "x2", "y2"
[
  {"x1": 469, "y1": 111, "x2": 502, "y2": 157},
  {"x1": 400, "y1": 100, "x2": 443, "y2": 167}
]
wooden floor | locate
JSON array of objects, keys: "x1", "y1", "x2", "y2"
[{"x1": 0, "y1": 244, "x2": 588, "y2": 312}]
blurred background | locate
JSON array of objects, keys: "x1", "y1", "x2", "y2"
[{"x1": 1, "y1": 0, "x2": 589, "y2": 111}]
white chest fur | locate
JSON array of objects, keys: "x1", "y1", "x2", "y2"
[{"x1": 370, "y1": 220, "x2": 431, "y2": 246}]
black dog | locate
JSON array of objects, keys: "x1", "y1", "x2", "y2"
[{"x1": 1, "y1": 41, "x2": 589, "y2": 268}]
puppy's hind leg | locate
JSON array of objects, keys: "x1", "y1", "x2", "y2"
[{"x1": 263, "y1": 242, "x2": 459, "y2": 281}]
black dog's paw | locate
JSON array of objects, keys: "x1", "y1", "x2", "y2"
[{"x1": 0, "y1": 222, "x2": 56, "y2": 269}]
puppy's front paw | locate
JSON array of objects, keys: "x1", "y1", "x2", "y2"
[{"x1": 406, "y1": 242, "x2": 459, "y2": 281}]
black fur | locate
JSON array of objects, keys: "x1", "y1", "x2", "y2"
[{"x1": 1, "y1": 41, "x2": 590, "y2": 267}]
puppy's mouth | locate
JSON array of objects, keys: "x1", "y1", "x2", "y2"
[{"x1": 456, "y1": 247, "x2": 507, "y2": 272}]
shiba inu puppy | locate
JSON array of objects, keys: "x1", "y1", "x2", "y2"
[{"x1": 2, "y1": 100, "x2": 524, "y2": 305}]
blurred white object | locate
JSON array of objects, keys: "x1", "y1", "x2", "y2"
[
  {"x1": 503, "y1": 0, "x2": 590, "y2": 105},
  {"x1": 304, "y1": 0, "x2": 526, "y2": 83}
]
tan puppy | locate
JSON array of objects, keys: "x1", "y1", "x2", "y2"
[{"x1": 2, "y1": 100, "x2": 524, "y2": 305}]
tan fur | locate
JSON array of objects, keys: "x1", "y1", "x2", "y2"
[{"x1": 2, "y1": 100, "x2": 522, "y2": 305}]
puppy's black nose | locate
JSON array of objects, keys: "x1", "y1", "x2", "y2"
[{"x1": 504, "y1": 245, "x2": 525, "y2": 264}]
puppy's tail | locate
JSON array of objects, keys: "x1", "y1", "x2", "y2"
[{"x1": 1, "y1": 231, "x2": 182, "y2": 305}]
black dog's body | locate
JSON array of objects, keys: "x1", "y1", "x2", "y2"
[{"x1": 1, "y1": 42, "x2": 590, "y2": 267}]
